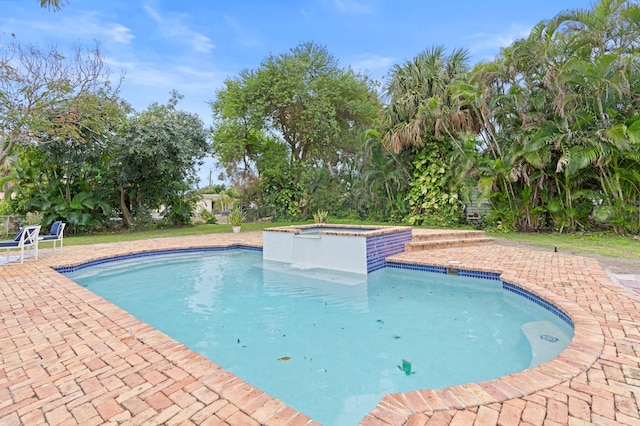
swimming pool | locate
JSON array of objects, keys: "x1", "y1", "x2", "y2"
[{"x1": 65, "y1": 249, "x2": 573, "y2": 425}]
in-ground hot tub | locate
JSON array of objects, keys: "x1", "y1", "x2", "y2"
[{"x1": 263, "y1": 224, "x2": 413, "y2": 274}]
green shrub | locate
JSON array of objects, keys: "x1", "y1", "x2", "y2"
[
  {"x1": 312, "y1": 210, "x2": 328, "y2": 223},
  {"x1": 229, "y1": 207, "x2": 246, "y2": 226}
]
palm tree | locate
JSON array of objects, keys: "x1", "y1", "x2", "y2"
[
  {"x1": 546, "y1": 0, "x2": 640, "y2": 232},
  {"x1": 466, "y1": 0, "x2": 640, "y2": 232},
  {"x1": 40, "y1": 0, "x2": 68, "y2": 11},
  {"x1": 555, "y1": 0, "x2": 640, "y2": 58},
  {"x1": 380, "y1": 46, "x2": 481, "y2": 225},
  {"x1": 381, "y1": 46, "x2": 477, "y2": 153}
]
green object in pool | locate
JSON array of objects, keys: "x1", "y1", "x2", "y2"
[{"x1": 398, "y1": 359, "x2": 415, "y2": 375}]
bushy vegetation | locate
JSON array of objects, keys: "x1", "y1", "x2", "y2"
[
  {"x1": 4, "y1": 0, "x2": 639, "y2": 236},
  {"x1": 209, "y1": 1, "x2": 639, "y2": 234},
  {"x1": 379, "y1": 0, "x2": 640, "y2": 234},
  {"x1": 210, "y1": 42, "x2": 381, "y2": 221},
  {"x1": 0, "y1": 43, "x2": 208, "y2": 233}
]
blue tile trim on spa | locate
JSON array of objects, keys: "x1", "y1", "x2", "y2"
[
  {"x1": 365, "y1": 229, "x2": 412, "y2": 273},
  {"x1": 54, "y1": 245, "x2": 262, "y2": 274}
]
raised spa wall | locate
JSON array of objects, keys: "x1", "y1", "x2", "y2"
[{"x1": 262, "y1": 224, "x2": 413, "y2": 274}]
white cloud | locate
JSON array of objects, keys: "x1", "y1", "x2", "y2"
[
  {"x1": 224, "y1": 16, "x2": 260, "y2": 48},
  {"x1": 109, "y1": 60, "x2": 222, "y2": 129},
  {"x1": 142, "y1": 4, "x2": 215, "y2": 53},
  {"x1": 350, "y1": 53, "x2": 394, "y2": 72},
  {"x1": 103, "y1": 23, "x2": 135, "y2": 44},
  {"x1": 348, "y1": 53, "x2": 395, "y2": 81},
  {"x1": 190, "y1": 33, "x2": 216, "y2": 53},
  {"x1": 142, "y1": 5, "x2": 163, "y2": 23},
  {"x1": 465, "y1": 24, "x2": 532, "y2": 60},
  {"x1": 332, "y1": 0, "x2": 374, "y2": 14},
  {"x1": 6, "y1": 13, "x2": 134, "y2": 45},
  {"x1": 174, "y1": 65, "x2": 220, "y2": 81},
  {"x1": 125, "y1": 64, "x2": 176, "y2": 88}
]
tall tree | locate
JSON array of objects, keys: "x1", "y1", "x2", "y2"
[
  {"x1": 381, "y1": 46, "x2": 475, "y2": 226},
  {"x1": 211, "y1": 42, "x2": 379, "y2": 218},
  {"x1": 381, "y1": 46, "x2": 477, "y2": 153},
  {"x1": 464, "y1": 0, "x2": 640, "y2": 232},
  {"x1": 8, "y1": 92, "x2": 128, "y2": 232},
  {"x1": 0, "y1": 41, "x2": 117, "y2": 166},
  {"x1": 112, "y1": 92, "x2": 208, "y2": 227}
]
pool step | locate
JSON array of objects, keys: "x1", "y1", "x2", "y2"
[
  {"x1": 521, "y1": 321, "x2": 572, "y2": 368},
  {"x1": 405, "y1": 229, "x2": 494, "y2": 252}
]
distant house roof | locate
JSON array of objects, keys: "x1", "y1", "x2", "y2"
[{"x1": 200, "y1": 193, "x2": 221, "y2": 201}]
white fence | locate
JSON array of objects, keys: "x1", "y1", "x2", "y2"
[{"x1": 0, "y1": 215, "x2": 22, "y2": 238}]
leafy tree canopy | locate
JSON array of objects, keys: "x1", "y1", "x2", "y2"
[
  {"x1": 211, "y1": 41, "x2": 379, "y2": 179},
  {"x1": 0, "y1": 40, "x2": 118, "y2": 166},
  {"x1": 112, "y1": 91, "x2": 209, "y2": 227},
  {"x1": 210, "y1": 41, "x2": 380, "y2": 219}
]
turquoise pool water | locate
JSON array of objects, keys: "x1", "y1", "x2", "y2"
[{"x1": 66, "y1": 250, "x2": 573, "y2": 425}]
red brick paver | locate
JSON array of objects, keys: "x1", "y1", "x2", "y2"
[{"x1": 1, "y1": 231, "x2": 638, "y2": 425}]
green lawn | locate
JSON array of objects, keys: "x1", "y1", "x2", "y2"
[
  {"x1": 488, "y1": 231, "x2": 640, "y2": 260},
  {"x1": 54, "y1": 221, "x2": 297, "y2": 246},
  {"x1": 56, "y1": 218, "x2": 377, "y2": 246}
]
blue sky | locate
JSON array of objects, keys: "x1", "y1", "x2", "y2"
[{"x1": 1, "y1": 0, "x2": 594, "y2": 185}]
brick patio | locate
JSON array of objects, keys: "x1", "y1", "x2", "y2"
[{"x1": 1, "y1": 231, "x2": 639, "y2": 425}]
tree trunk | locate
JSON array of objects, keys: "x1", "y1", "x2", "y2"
[{"x1": 120, "y1": 187, "x2": 134, "y2": 228}]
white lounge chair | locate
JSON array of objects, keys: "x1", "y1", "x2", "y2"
[
  {"x1": 0, "y1": 225, "x2": 41, "y2": 264},
  {"x1": 40, "y1": 221, "x2": 65, "y2": 252}
]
